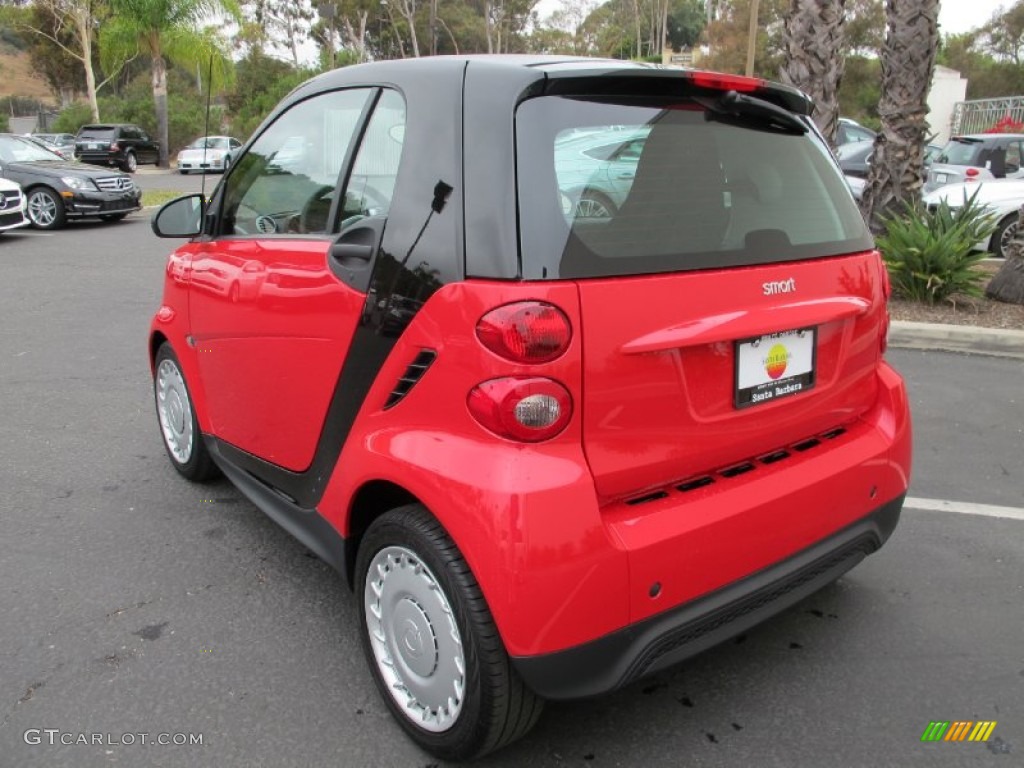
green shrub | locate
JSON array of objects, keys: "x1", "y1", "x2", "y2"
[
  {"x1": 0, "y1": 113, "x2": 7, "y2": 132},
  {"x1": 52, "y1": 101, "x2": 94, "y2": 134},
  {"x1": 877, "y1": 193, "x2": 998, "y2": 304}
]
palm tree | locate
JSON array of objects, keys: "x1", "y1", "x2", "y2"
[
  {"x1": 858, "y1": 0, "x2": 940, "y2": 232},
  {"x1": 986, "y1": 207, "x2": 1024, "y2": 304},
  {"x1": 100, "y1": 0, "x2": 239, "y2": 168},
  {"x1": 778, "y1": 0, "x2": 846, "y2": 146}
]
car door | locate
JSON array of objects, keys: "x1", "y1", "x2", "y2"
[{"x1": 188, "y1": 87, "x2": 405, "y2": 472}]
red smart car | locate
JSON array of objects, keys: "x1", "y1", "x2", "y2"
[{"x1": 150, "y1": 56, "x2": 911, "y2": 760}]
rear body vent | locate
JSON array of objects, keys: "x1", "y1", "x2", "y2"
[{"x1": 383, "y1": 349, "x2": 436, "y2": 410}]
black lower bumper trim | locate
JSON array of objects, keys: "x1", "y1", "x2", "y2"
[{"x1": 512, "y1": 495, "x2": 903, "y2": 700}]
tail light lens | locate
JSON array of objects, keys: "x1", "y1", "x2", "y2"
[
  {"x1": 965, "y1": 168, "x2": 979, "y2": 179},
  {"x1": 110, "y1": 142, "x2": 119, "y2": 151},
  {"x1": 688, "y1": 71, "x2": 764, "y2": 92},
  {"x1": 476, "y1": 302, "x2": 571, "y2": 363},
  {"x1": 468, "y1": 377, "x2": 572, "y2": 442}
]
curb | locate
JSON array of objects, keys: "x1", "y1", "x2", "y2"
[{"x1": 890, "y1": 321, "x2": 1024, "y2": 360}]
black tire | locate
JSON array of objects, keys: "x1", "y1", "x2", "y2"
[
  {"x1": 356, "y1": 506, "x2": 543, "y2": 761},
  {"x1": 25, "y1": 187, "x2": 66, "y2": 230},
  {"x1": 223, "y1": 156, "x2": 231, "y2": 172},
  {"x1": 100, "y1": 213, "x2": 128, "y2": 222},
  {"x1": 122, "y1": 151, "x2": 138, "y2": 173},
  {"x1": 573, "y1": 189, "x2": 617, "y2": 219},
  {"x1": 992, "y1": 214, "x2": 1018, "y2": 259},
  {"x1": 153, "y1": 343, "x2": 219, "y2": 482},
  {"x1": 179, "y1": 169, "x2": 189, "y2": 175}
]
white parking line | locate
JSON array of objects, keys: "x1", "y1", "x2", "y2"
[{"x1": 904, "y1": 497, "x2": 1024, "y2": 521}]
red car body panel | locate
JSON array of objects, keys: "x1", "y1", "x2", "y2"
[
  {"x1": 188, "y1": 238, "x2": 364, "y2": 471},
  {"x1": 577, "y1": 251, "x2": 887, "y2": 502}
]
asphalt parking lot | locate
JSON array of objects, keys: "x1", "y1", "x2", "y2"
[{"x1": 1, "y1": 207, "x2": 1022, "y2": 767}]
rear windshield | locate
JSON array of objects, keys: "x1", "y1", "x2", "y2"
[
  {"x1": 78, "y1": 126, "x2": 115, "y2": 140},
  {"x1": 516, "y1": 96, "x2": 872, "y2": 279},
  {"x1": 937, "y1": 138, "x2": 985, "y2": 166}
]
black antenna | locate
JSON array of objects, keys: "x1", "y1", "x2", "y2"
[{"x1": 200, "y1": 55, "x2": 214, "y2": 203}]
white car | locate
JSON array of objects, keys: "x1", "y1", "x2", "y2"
[
  {"x1": 922, "y1": 178, "x2": 1024, "y2": 259},
  {"x1": 176, "y1": 135, "x2": 242, "y2": 174},
  {"x1": 0, "y1": 177, "x2": 29, "y2": 234}
]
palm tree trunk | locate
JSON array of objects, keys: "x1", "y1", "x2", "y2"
[
  {"x1": 986, "y1": 205, "x2": 1024, "y2": 304},
  {"x1": 779, "y1": 0, "x2": 846, "y2": 146},
  {"x1": 151, "y1": 41, "x2": 170, "y2": 168},
  {"x1": 858, "y1": 0, "x2": 939, "y2": 233}
]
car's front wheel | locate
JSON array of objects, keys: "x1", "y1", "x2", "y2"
[
  {"x1": 356, "y1": 506, "x2": 543, "y2": 761},
  {"x1": 153, "y1": 343, "x2": 218, "y2": 482},
  {"x1": 992, "y1": 214, "x2": 1019, "y2": 259},
  {"x1": 26, "y1": 187, "x2": 66, "y2": 230}
]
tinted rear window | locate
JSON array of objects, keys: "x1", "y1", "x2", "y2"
[
  {"x1": 937, "y1": 139, "x2": 985, "y2": 166},
  {"x1": 78, "y1": 126, "x2": 116, "y2": 140},
  {"x1": 516, "y1": 96, "x2": 872, "y2": 279}
]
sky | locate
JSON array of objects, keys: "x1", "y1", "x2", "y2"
[
  {"x1": 533, "y1": 0, "x2": 1010, "y2": 36},
  {"x1": 939, "y1": 0, "x2": 1010, "y2": 34}
]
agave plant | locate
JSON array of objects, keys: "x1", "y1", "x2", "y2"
[{"x1": 876, "y1": 191, "x2": 998, "y2": 305}]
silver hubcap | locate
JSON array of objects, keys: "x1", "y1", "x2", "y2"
[
  {"x1": 28, "y1": 191, "x2": 57, "y2": 227},
  {"x1": 575, "y1": 196, "x2": 611, "y2": 219},
  {"x1": 1000, "y1": 221, "x2": 1017, "y2": 257},
  {"x1": 156, "y1": 359, "x2": 194, "y2": 464},
  {"x1": 364, "y1": 546, "x2": 465, "y2": 732}
]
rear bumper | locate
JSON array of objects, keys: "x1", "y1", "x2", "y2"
[{"x1": 513, "y1": 494, "x2": 902, "y2": 700}]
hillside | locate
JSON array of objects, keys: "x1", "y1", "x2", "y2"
[{"x1": 0, "y1": 45, "x2": 57, "y2": 103}]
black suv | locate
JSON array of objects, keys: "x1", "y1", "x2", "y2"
[{"x1": 75, "y1": 124, "x2": 160, "y2": 173}]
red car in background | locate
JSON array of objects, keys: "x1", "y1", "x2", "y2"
[{"x1": 149, "y1": 57, "x2": 911, "y2": 761}]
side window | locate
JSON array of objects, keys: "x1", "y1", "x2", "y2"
[
  {"x1": 1005, "y1": 141, "x2": 1021, "y2": 173},
  {"x1": 341, "y1": 89, "x2": 406, "y2": 222},
  {"x1": 220, "y1": 88, "x2": 373, "y2": 236}
]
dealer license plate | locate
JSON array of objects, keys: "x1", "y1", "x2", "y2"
[{"x1": 735, "y1": 328, "x2": 816, "y2": 409}]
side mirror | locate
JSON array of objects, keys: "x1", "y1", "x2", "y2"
[{"x1": 152, "y1": 194, "x2": 205, "y2": 238}]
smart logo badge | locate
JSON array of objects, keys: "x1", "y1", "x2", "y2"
[{"x1": 920, "y1": 721, "x2": 998, "y2": 743}]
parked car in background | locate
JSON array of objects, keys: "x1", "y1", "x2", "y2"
[
  {"x1": 923, "y1": 178, "x2": 1024, "y2": 258},
  {"x1": 32, "y1": 133, "x2": 77, "y2": 160},
  {"x1": 924, "y1": 133, "x2": 1024, "y2": 192},
  {"x1": 838, "y1": 139, "x2": 942, "y2": 179},
  {"x1": 176, "y1": 135, "x2": 242, "y2": 174},
  {"x1": 74, "y1": 123, "x2": 160, "y2": 172},
  {"x1": 0, "y1": 177, "x2": 29, "y2": 233},
  {"x1": 0, "y1": 134, "x2": 141, "y2": 229},
  {"x1": 148, "y1": 56, "x2": 909, "y2": 761},
  {"x1": 837, "y1": 117, "x2": 876, "y2": 146},
  {"x1": 554, "y1": 127, "x2": 650, "y2": 217}
]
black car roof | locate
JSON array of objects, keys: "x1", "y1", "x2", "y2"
[{"x1": 296, "y1": 55, "x2": 813, "y2": 116}]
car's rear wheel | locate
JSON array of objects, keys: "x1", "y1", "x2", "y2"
[
  {"x1": 574, "y1": 189, "x2": 617, "y2": 219},
  {"x1": 153, "y1": 343, "x2": 219, "y2": 482},
  {"x1": 26, "y1": 187, "x2": 66, "y2": 230},
  {"x1": 992, "y1": 214, "x2": 1018, "y2": 259},
  {"x1": 356, "y1": 506, "x2": 543, "y2": 761},
  {"x1": 122, "y1": 151, "x2": 138, "y2": 173}
]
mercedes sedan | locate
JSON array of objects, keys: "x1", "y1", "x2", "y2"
[{"x1": 0, "y1": 134, "x2": 141, "y2": 229}]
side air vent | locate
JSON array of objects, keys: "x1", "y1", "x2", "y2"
[
  {"x1": 678, "y1": 476, "x2": 715, "y2": 493},
  {"x1": 383, "y1": 350, "x2": 436, "y2": 410},
  {"x1": 626, "y1": 490, "x2": 670, "y2": 506}
]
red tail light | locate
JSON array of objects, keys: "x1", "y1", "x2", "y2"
[
  {"x1": 688, "y1": 71, "x2": 764, "y2": 93},
  {"x1": 965, "y1": 168, "x2": 979, "y2": 179},
  {"x1": 110, "y1": 142, "x2": 119, "y2": 151},
  {"x1": 468, "y1": 377, "x2": 572, "y2": 442},
  {"x1": 476, "y1": 302, "x2": 571, "y2": 363}
]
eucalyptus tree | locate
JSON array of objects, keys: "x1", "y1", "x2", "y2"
[
  {"x1": 6, "y1": 0, "x2": 117, "y2": 121},
  {"x1": 858, "y1": 0, "x2": 940, "y2": 232},
  {"x1": 779, "y1": 0, "x2": 846, "y2": 146},
  {"x1": 101, "y1": 0, "x2": 240, "y2": 167}
]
